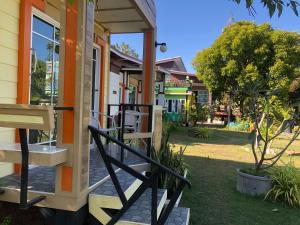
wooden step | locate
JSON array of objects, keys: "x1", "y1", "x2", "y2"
[
  {"x1": 89, "y1": 170, "x2": 144, "y2": 210},
  {"x1": 90, "y1": 188, "x2": 167, "y2": 225},
  {"x1": 165, "y1": 207, "x2": 190, "y2": 225},
  {"x1": 118, "y1": 188, "x2": 167, "y2": 225}
]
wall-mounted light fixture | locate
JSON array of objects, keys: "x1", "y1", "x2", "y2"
[{"x1": 155, "y1": 41, "x2": 167, "y2": 53}]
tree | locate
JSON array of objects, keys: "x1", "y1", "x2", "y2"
[
  {"x1": 112, "y1": 42, "x2": 139, "y2": 59},
  {"x1": 233, "y1": 0, "x2": 300, "y2": 17},
  {"x1": 248, "y1": 87, "x2": 300, "y2": 172},
  {"x1": 193, "y1": 21, "x2": 300, "y2": 117}
]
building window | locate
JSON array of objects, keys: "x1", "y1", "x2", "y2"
[
  {"x1": 156, "y1": 99, "x2": 159, "y2": 105},
  {"x1": 198, "y1": 90, "x2": 209, "y2": 104},
  {"x1": 128, "y1": 85, "x2": 136, "y2": 104},
  {"x1": 119, "y1": 87, "x2": 122, "y2": 103},
  {"x1": 175, "y1": 100, "x2": 178, "y2": 113},
  {"x1": 181, "y1": 100, "x2": 185, "y2": 113},
  {"x1": 29, "y1": 13, "x2": 60, "y2": 144},
  {"x1": 168, "y1": 100, "x2": 172, "y2": 112}
]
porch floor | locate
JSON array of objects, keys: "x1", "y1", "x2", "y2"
[{"x1": 0, "y1": 144, "x2": 146, "y2": 193}]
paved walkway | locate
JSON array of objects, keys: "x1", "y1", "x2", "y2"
[{"x1": 0, "y1": 144, "x2": 146, "y2": 193}]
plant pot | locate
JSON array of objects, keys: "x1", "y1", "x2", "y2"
[
  {"x1": 237, "y1": 169, "x2": 272, "y2": 196},
  {"x1": 165, "y1": 170, "x2": 188, "y2": 207}
]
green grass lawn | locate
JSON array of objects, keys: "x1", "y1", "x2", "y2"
[{"x1": 170, "y1": 127, "x2": 300, "y2": 225}]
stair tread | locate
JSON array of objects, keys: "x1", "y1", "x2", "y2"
[
  {"x1": 120, "y1": 188, "x2": 167, "y2": 224},
  {"x1": 91, "y1": 170, "x2": 139, "y2": 197},
  {"x1": 165, "y1": 207, "x2": 190, "y2": 225}
]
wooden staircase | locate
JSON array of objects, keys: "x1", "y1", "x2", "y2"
[
  {"x1": 89, "y1": 170, "x2": 190, "y2": 225},
  {"x1": 88, "y1": 125, "x2": 191, "y2": 225}
]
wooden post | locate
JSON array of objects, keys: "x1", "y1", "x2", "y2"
[
  {"x1": 142, "y1": 30, "x2": 156, "y2": 105},
  {"x1": 56, "y1": 0, "x2": 94, "y2": 198},
  {"x1": 141, "y1": 30, "x2": 156, "y2": 149}
]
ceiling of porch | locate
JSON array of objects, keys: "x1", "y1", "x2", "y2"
[{"x1": 94, "y1": 0, "x2": 156, "y2": 33}]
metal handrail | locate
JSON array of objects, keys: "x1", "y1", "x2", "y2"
[
  {"x1": 89, "y1": 125, "x2": 191, "y2": 188},
  {"x1": 89, "y1": 124, "x2": 191, "y2": 225},
  {"x1": 90, "y1": 110, "x2": 118, "y2": 131},
  {"x1": 108, "y1": 103, "x2": 153, "y2": 107},
  {"x1": 108, "y1": 103, "x2": 154, "y2": 161}
]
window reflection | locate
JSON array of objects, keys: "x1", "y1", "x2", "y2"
[
  {"x1": 198, "y1": 90, "x2": 209, "y2": 104},
  {"x1": 32, "y1": 16, "x2": 54, "y2": 40},
  {"x1": 29, "y1": 15, "x2": 60, "y2": 145}
]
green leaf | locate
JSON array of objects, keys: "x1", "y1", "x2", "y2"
[
  {"x1": 268, "y1": 2, "x2": 276, "y2": 17},
  {"x1": 290, "y1": 1, "x2": 299, "y2": 16},
  {"x1": 277, "y1": 3, "x2": 283, "y2": 17},
  {"x1": 246, "y1": 0, "x2": 254, "y2": 8}
]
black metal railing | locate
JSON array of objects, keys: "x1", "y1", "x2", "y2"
[
  {"x1": 19, "y1": 128, "x2": 46, "y2": 210},
  {"x1": 89, "y1": 125, "x2": 191, "y2": 225},
  {"x1": 107, "y1": 104, "x2": 153, "y2": 161}
]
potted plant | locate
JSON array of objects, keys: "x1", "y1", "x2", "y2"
[{"x1": 237, "y1": 87, "x2": 300, "y2": 196}]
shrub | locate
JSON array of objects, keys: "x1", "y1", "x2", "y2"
[
  {"x1": 151, "y1": 134, "x2": 188, "y2": 196},
  {"x1": 0, "y1": 217, "x2": 12, "y2": 225},
  {"x1": 188, "y1": 127, "x2": 213, "y2": 139},
  {"x1": 162, "y1": 118, "x2": 180, "y2": 135},
  {"x1": 228, "y1": 119, "x2": 250, "y2": 132},
  {"x1": 265, "y1": 163, "x2": 300, "y2": 207},
  {"x1": 189, "y1": 104, "x2": 209, "y2": 126}
]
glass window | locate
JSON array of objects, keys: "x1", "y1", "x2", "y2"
[
  {"x1": 181, "y1": 100, "x2": 185, "y2": 113},
  {"x1": 29, "y1": 15, "x2": 60, "y2": 144},
  {"x1": 168, "y1": 100, "x2": 172, "y2": 113},
  {"x1": 198, "y1": 90, "x2": 209, "y2": 104},
  {"x1": 55, "y1": 28, "x2": 60, "y2": 43},
  {"x1": 128, "y1": 85, "x2": 136, "y2": 104},
  {"x1": 32, "y1": 16, "x2": 55, "y2": 40},
  {"x1": 91, "y1": 48, "x2": 97, "y2": 112}
]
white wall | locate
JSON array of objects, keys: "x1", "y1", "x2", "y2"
[
  {"x1": 108, "y1": 72, "x2": 120, "y2": 115},
  {"x1": 157, "y1": 94, "x2": 165, "y2": 107}
]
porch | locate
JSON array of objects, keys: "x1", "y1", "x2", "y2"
[
  {"x1": 0, "y1": 0, "x2": 191, "y2": 224},
  {"x1": 0, "y1": 145, "x2": 147, "y2": 194}
]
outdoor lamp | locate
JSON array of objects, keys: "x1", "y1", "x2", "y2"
[{"x1": 155, "y1": 41, "x2": 167, "y2": 53}]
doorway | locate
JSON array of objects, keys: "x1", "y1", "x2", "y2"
[
  {"x1": 90, "y1": 47, "x2": 101, "y2": 148},
  {"x1": 91, "y1": 47, "x2": 101, "y2": 127}
]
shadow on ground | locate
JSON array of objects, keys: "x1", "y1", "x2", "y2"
[{"x1": 170, "y1": 127, "x2": 251, "y2": 147}]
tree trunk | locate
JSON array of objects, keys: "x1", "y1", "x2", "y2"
[{"x1": 239, "y1": 100, "x2": 244, "y2": 118}]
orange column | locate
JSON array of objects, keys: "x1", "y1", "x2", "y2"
[
  {"x1": 60, "y1": 0, "x2": 78, "y2": 192},
  {"x1": 142, "y1": 30, "x2": 156, "y2": 105},
  {"x1": 17, "y1": 1, "x2": 31, "y2": 105},
  {"x1": 142, "y1": 30, "x2": 156, "y2": 134},
  {"x1": 62, "y1": 0, "x2": 77, "y2": 144},
  {"x1": 15, "y1": 0, "x2": 45, "y2": 174}
]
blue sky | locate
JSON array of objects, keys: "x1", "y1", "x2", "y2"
[{"x1": 111, "y1": 1, "x2": 300, "y2": 73}]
